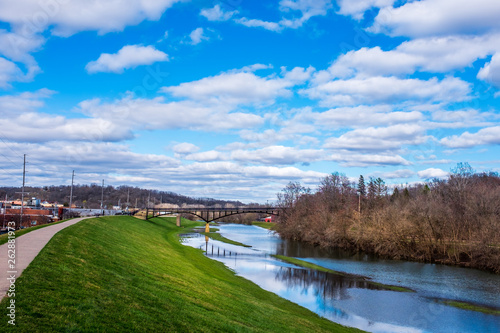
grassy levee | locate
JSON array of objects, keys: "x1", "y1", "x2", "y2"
[
  {"x1": 252, "y1": 222, "x2": 276, "y2": 230},
  {"x1": 202, "y1": 232, "x2": 252, "y2": 247},
  {"x1": 0, "y1": 216, "x2": 361, "y2": 332}
]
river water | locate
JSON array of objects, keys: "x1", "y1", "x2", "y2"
[{"x1": 181, "y1": 223, "x2": 500, "y2": 333}]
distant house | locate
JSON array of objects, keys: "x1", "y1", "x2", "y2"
[
  {"x1": 3, "y1": 208, "x2": 54, "y2": 228},
  {"x1": 264, "y1": 216, "x2": 274, "y2": 223}
]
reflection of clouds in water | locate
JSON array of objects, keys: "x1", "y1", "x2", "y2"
[{"x1": 182, "y1": 224, "x2": 500, "y2": 333}]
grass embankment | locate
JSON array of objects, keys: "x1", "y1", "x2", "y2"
[
  {"x1": 273, "y1": 255, "x2": 414, "y2": 293},
  {"x1": 252, "y1": 222, "x2": 276, "y2": 230},
  {"x1": 0, "y1": 216, "x2": 361, "y2": 332},
  {"x1": 202, "y1": 232, "x2": 252, "y2": 247},
  {"x1": 441, "y1": 300, "x2": 500, "y2": 316},
  {"x1": 0, "y1": 219, "x2": 71, "y2": 246}
]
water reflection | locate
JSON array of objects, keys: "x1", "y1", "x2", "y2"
[
  {"x1": 182, "y1": 224, "x2": 500, "y2": 333},
  {"x1": 276, "y1": 267, "x2": 387, "y2": 300}
]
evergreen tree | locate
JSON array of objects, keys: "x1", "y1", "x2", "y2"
[{"x1": 357, "y1": 175, "x2": 366, "y2": 197}]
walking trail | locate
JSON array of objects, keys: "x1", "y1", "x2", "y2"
[{"x1": 0, "y1": 217, "x2": 89, "y2": 298}]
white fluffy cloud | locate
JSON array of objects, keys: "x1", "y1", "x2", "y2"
[
  {"x1": 188, "y1": 27, "x2": 210, "y2": 45},
  {"x1": 231, "y1": 146, "x2": 323, "y2": 165},
  {"x1": 0, "y1": 89, "x2": 55, "y2": 115},
  {"x1": 163, "y1": 66, "x2": 311, "y2": 106},
  {"x1": 418, "y1": 168, "x2": 449, "y2": 179},
  {"x1": 0, "y1": 0, "x2": 183, "y2": 37},
  {"x1": 336, "y1": 0, "x2": 395, "y2": 20},
  {"x1": 287, "y1": 105, "x2": 423, "y2": 129},
  {"x1": 200, "y1": 5, "x2": 238, "y2": 21},
  {"x1": 182, "y1": 146, "x2": 324, "y2": 166},
  {"x1": 323, "y1": 124, "x2": 427, "y2": 152},
  {"x1": 85, "y1": 45, "x2": 168, "y2": 74},
  {"x1": 234, "y1": 18, "x2": 282, "y2": 32},
  {"x1": 0, "y1": 30, "x2": 43, "y2": 87},
  {"x1": 0, "y1": 57, "x2": 23, "y2": 88},
  {"x1": 78, "y1": 95, "x2": 264, "y2": 132},
  {"x1": 172, "y1": 143, "x2": 200, "y2": 155},
  {"x1": 233, "y1": 0, "x2": 332, "y2": 31},
  {"x1": 328, "y1": 152, "x2": 411, "y2": 167},
  {"x1": 324, "y1": 34, "x2": 500, "y2": 79},
  {"x1": 477, "y1": 54, "x2": 500, "y2": 88},
  {"x1": 1, "y1": 116, "x2": 133, "y2": 143},
  {"x1": 370, "y1": 0, "x2": 500, "y2": 38},
  {"x1": 305, "y1": 76, "x2": 471, "y2": 107},
  {"x1": 440, "y1": 126, "x2": 500, "y2": 148}
]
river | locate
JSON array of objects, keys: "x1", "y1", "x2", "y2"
[{"x1": 181, "y1": 223, "x2": 500, "y2": 333}]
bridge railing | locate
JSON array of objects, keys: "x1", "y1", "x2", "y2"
[{"x1": 144, "y1": 206, "x2": 281, "y2": 222}]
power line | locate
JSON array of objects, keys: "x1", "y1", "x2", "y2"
[{"x1": 0, "y1": 134, "x2": 24, "y2": 159}]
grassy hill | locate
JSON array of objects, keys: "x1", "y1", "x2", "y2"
[{"x1": 0, "y1": 216, "x2": 361, "y2": 332}]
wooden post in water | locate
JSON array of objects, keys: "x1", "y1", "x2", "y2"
[{"x1": 205, "y1": 222, "x2": 210, "y2": 233}]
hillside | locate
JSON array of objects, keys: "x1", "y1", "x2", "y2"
[{"x1": 0, "y1": 185, "x2": 243, "y2": 209}]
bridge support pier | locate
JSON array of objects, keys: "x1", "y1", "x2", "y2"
[
  {"x1": 205, "y1": 222, "x2": 210, "y2": 233},
  {"x1": 176, "y1": 215, "x2": 181, "y2": 227}
]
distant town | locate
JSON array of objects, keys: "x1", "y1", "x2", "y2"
[{"x1": 0, "y1": 184, "x2": 246, "y2": 231}]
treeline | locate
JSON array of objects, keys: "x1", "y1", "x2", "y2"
[
  {"x1": 276, "y1": 163, "x2": 500, "y2": 273},
  {"x1": 0, "y1": 185, "x2": 243, "y2": 209}
]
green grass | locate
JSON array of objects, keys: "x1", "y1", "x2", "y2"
[
  {"x1": 203, "y1": 232, "x2": 252, "y2": 247},
  {"x1": 0, "y1": 219, "x2": 71, "y2": 245},
  {"x1": 273, "y1": 255, "x2": 414, "y2": 293},
  {"x1": 442, "y1": 300, "x2": 500, "y2": 315},
  {"x1": 0, "y1": 216, "x2": 362, "y2": 332},
  {"x1": 252, "y1": 221, "x2": 276, "y2": 230},
  {"x1": 273, "y1": 255, "x2": 347, "y2": 276}
]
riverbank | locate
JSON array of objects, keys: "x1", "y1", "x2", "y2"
[{"x1": 0, "y1": 216, "x2": 361, "y2": 332}]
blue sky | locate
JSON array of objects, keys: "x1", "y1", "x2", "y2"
[{"x1": 0, "y1": 0, "x2": 499, "y2": 203}]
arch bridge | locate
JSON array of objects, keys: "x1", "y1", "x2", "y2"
[{"x1": 145, "y1": 206, "x2": 280, "y2": 232}]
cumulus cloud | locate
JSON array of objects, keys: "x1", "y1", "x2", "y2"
[
  {"x1": 233, "y1": 0, "x2": 332, "y2": 31},
  {"x1": 375, "y1": 169, "x2": 415, "y2": 179},
  {"x1": 440, "y1": 126, "x2": 500, "y2": 148},
  {"x1": 304, "y1": 76, "x2": 471, "y2": 107},
  {"x1": 0, "y1": 57, "x2": 23, "y2": 88},
  {"x1": 182, "y1": 146, "x2": 324, "y2": 166},
  {"x1": 336, "y1": 0, "x2": 395, "y2": 20},
  {"x1": 0, "y1": 89, "x2": 133, "y2": 142},
  {"x1": 0, "y1": 0, "x2": 183, "y2": 37},
  {"x1": 0, "y1": 89, "x2": 55, "y2": 115},
  {"x1": 323, "y1": 124, "x2": 427, "y2": 152},
  {"x1": 200, "y1": 5, "x2": 238, "y2": 21},
  {"x1": 231, "y1": 146, "x2": 324, "y2": 165},
  {"x1": 85, "y1": 45, "x2": 168, "y2": 74},
  {"x1": 418, "y1": 168, "x2": 449, "y2": 179},
  {"x1": 287, "y1": 105, "x2": 423, "y2": 129},
  {"x1": 172, "y1": 143, "x2": 200, "y2": 155},
  {"x1": 279, "y1": 0, "x2": 333, "y2": 29},
  {"x1": 0, "y1": 30, "x2": 43, "y2": 84},
  {"x1": 328, "y1": 152, "x2": 411, "y2": 167},
  {"x1": 477, "y1": 53, "x2": 500, "y2": 88},
  {"x1": 234, "y1": 18, "x2": 282, "y2": 32},
  {"x1": 1, "y1": 116, "x2": 133, "y2": 143},
  {"x1": 162, "y1": 66, "x2": 310, "y2": 106},
  {"x1": 77, "y1": 95, "x2": 264, "y2": 132},
  {"x1": 370, "y1": 0, "x2": 500, "y2": 38}
]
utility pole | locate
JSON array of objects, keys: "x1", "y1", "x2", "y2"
[
  {"x1": 69, "y1": 170, "x2": 74, "y2": 218},
  {"x1": 126, "y1": 189, "x2": 130, "y2": 211},
  {"x1": 147, "y1": 192, "x2": 151, "y2": 208},
  {"x1": 135, "y1": 198, "x2": 138, "y2": 210},
  {"x1": 16, "y1": 154, "x2": 28, "y2": 229},
  {"x1": 3, "y1": 193, "x2": 7, "y2": 229},
  {"x1": 101, "y1": 179, "x2": 104, "y2": 216}
]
